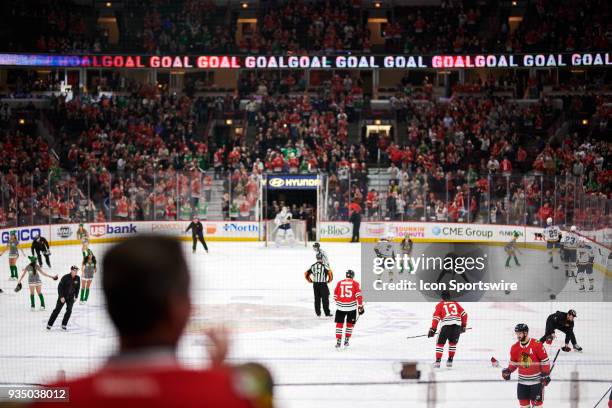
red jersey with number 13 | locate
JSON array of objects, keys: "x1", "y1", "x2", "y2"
[
  {"x1": 334, "y1": 279, "x2": 363, "y2": 311},
  {"x1": 431, "y1": 301, "x2": 468, "y2": 330}
]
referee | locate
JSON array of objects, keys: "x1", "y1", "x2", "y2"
[{"x1": 304, "y1": 253, "x2": 333, "y2": 317}]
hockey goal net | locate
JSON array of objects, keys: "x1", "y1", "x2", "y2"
[{"x1": 264, "y1": 219, "x2": 308, "y2": 247}]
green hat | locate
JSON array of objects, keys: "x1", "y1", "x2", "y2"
[
  {"x1": 28, "y1": 256, "x2": 38, "y2": 264},
  {"x1": 10, "y1": 230, "x2": 16, "y2": 236},
  {"x1": 512, "y1": 231, "x2": 520, "y2": 238}
]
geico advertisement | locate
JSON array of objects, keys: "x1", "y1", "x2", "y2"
[{"x1": 1, "y1": 226, "x2": 47, "y2": 244}]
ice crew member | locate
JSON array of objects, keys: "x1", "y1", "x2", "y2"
[
  {"x1": 539, "y1": 309, "x2": 581, "y2": 351},
  {"x1": 186, "y1": 218, "x2": 208, "y2": 253},
  {"x1": 47, "y1": 266, "x2": 81, "y2": 331},
  {"x1": 31, "y1": 235, "x2": 52, "y2": 268},
  {"x1": 305, "y1": 253, "x2": 333, "y2": 317}
]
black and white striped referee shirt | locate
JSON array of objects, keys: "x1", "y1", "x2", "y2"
[{"x1": 307, "y1": 262, "x2": 330, "y2": 283}]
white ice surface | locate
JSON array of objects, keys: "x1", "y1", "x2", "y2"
[{"x1": 0, "y1": 242, "x2": 610, "y2": 407}]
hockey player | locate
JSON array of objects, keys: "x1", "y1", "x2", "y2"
[
  {"x1": 543, "y1": 217, "x2": 561, "y2": 267},
  {"x1": 0, "y1": 231, "x2": 27, "y2": 280},
  {"x1": 312, "y1": 242, "x2": 330, "y2": 268},
  {"x1": 576, "y1": 239, "x2": 595, "y2": 291},
  {"x1": 304, "y1": 253, "x2": 333, "y2": 317},
  {"x1": 80, "y1": 250, "x2": 97, "y2": 304},
  {"x1": 76, "y1": 223, "x2": 89, "y2": 254},
  {"x1": 561, "y1": 226, "x2": 579, "y2": 279},
  {"x1": 502, "y1": 324, "x2": 551, "y2": 407},
  {"x1": 185, "y1": 218, "x2": 209, "y2": 253},
  {"x1": 428, "y1": 291, "x2": 468, "y2": 368},
  {"x1": 504, "y1": 232, "x2": 521, "y2": 268},
  {"x1": 31, "y1": 235, "x2": 51, "y2": 268},
  {"x1": 274, "y1": 207, "x2": 294, "y2": 246},
  {"x1": 15, "y1": 256, "x2": 58, "y2": 311},
  {"x1": 374, "y1": 234, "x2": 396, "y2": 281},
  {"x1": 539, "y1": 309, "x2": 582, "y2": 351},
  {"x1": 399, "y1": 233, "x2": 414, "y2": 273},
  {"x1": 333, "y1": 270, "x2": 364, "y2": 348}
]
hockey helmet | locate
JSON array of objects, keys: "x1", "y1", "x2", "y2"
[
  {"x1": 546, "y1": 217, "x2": 553, "y2": 226},
  {"x1": 570, "y1": 225, "x2": 577, "y2": 232},
  {"x1": 512, "y1": 231, "x2": 520, "y2": 239},
  {"x1": 514, "y1": 323, "x2": 529, "y2": 333},
  {"x1": 404, "y1": 233, "x2": 411, "y2": 239},
  {"x1": 440, "y1": 290, "x2": 451, "y2": 301},
  {"x1": 346, "y1": 270, "x2": 355, "y2": 279},
  {"x1": 568, "y1": 309, "x2": 577, "y2": 318},
  {"x1": 28, "y1": 256, "x2": 38, "y2": 264},
  {"x1": 313, "y1": 242, "x2": 320, "y2": 250}
]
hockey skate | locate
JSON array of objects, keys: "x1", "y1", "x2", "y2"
[
  {"x1": 588, "y1": 284, "x2": 594, "y2": 291},
  {"x1": 446, "y1": 358, "x2": 453, "y2": 368},
  {"x1": 61, "y1": 325, "x2": 67, "y2": 331},
  {"x1": 39, "y1": 306, "x2": 45, "y2": 311},
  {"x1": 30, "y1": 307, "x2": 35, "y2": 312},
  {"x1": 579, "y1": 284, "x2": 585, "y2": 291},
  {"x1": 433, "y1": 360, "x2": 441, "y2": 368},
  {"x1": 335, "y1": 339, "x2": 342, "y2": 349},
  {"x1": 573, "y1": 345, "x2": 583, "y2": 352},
  {"x1": 344, "y1": 339, "x2": 350, "y2": 348}
]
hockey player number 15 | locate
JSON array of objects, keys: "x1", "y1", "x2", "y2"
[
  {"x1": 443, "y1": 303, "x2": 458, "y2": 316},
  {"x1": 340, "y1": 284, "x2": 353, "y2": 298}
]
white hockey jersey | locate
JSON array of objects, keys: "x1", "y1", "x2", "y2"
[
  {"x1": 375, "y1": 240, "x2": 395, "y2": 258},
  {"x1": 562, "y1": 233, "x2": 579, "y2": 250},
  {"x1": 543, "y1": 225, "x2": 561, "y2": 242},
  {"x1": 577, "y1": 245, "x2": 594, "y2": 265}
]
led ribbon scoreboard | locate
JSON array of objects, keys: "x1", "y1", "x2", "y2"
[{"x1": 0, "y1": 52, "x2": 610, "y2": 70}]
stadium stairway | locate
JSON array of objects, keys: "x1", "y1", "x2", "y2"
[{"x1": 366, "y1": 168, "x2": 392, "y2": 219}]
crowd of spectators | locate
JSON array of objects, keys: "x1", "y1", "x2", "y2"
[
  {"x1": 362, "y1": 94, "x2": 611, "y2": 228},
  {"x1": 1, "y1": 0, "x2": 107, "y2": 53}
]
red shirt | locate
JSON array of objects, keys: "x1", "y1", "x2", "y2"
[
  {"x1": 33, "y1": 359, "x2": 253, "y2": 408},
  {"x1": 334, "y1": 278, "x2": 363, "y2": 311},
  {"x1": 507, "y1": 338, "x2": 550, "y2": 385},
  {"x1": 431, "y1": 301, "x2": 467, "y2": 330}
]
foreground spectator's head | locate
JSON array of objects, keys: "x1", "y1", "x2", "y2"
[{"x1": 102, "y1": 235, "x2": 190, "y2": 351}]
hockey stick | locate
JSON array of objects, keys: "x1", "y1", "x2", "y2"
[
  {"x1": 593, "y1": 385, "x2": 612, "y2": 408},
  {"x1": 548, "y1": 348, "x2": 561, "y2": 374},
  {"x1": 406, "y1": 327, "x2": 472, "y2": 340}
]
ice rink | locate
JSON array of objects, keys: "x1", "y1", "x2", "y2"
[{"x1": 0, "y1": 241, "x2": 611, "y2": 407}]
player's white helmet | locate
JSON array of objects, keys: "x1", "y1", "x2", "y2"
[
  {"x1": 546, "y1": 217, "x2": 553, "y2": 226},
  {"x1": 570, "y1": 225, "x2": 577, "y2": 232},
  {"x1": 404, "y1": 233, "x2": 410, "y2": 240}
]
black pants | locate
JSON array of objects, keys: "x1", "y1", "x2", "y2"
[
  {"x1": 351, "y1": 221, "x2": 360, "y2": 242},
  {"x1": 313, "y1": 282, "x2": 330, "y2": 316},
  {"x1": 48, "y1": 298, "x2": 74, "y2": 327},
  {"x1": 192, "y1": 234, "x2": 208, "y2": 251},
  {"x1": 539, "y1": 315, "x2": 577, "y2": 346},
  {"x1": 34, "y1": 249, "x2": 51, "y2": 267}
]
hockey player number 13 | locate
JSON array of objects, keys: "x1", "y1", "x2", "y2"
[
  {"x1": 443, "y1": 303, "x2": 458, "y2": 316},
  {"x1": 340, "y1": 284, "x2": 353, "y2": 298}
]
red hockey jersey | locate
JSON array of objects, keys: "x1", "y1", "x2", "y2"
[
  {"x1": 431, "y1": 301, "x2": 467, "y2": 330},
  {"x1": 334, "y1": 278, "x2": 363, "y2": 311},
  {"x1": 32, "y1": 358, "x2": 253, "y2": 408},
  {"x1": 507, "y1": 338, "x2": 550, "y2": 385}
]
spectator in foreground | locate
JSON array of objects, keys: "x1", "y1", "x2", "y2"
[{"x1": 34, "y1": 235, "x2": 270, "y2": 408}]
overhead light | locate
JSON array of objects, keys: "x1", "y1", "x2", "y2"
[
  {"x1": 374, "y1": 119, "x2": 381, "y2": 125},
  {"x1": 374, "y1": 2, "x2": 382, "y2": 8},
  {"x1": 241, "y1": 2, "x2": 248, "y2": 8},
  {"x1": 581, "y1": 119, "x2": 588, "y2": 126},
  {"x1": 226, "y1": 119, "x2": 233, "y2": 125},
  {"x1": 18, "y1": 118, "x2": 26, "y2": 125},
  {"x1": 106, "y1": 2, "x2": 112, "y2": 7},
  {"x1": 511, "y1": 1, "x2": 517, "y2": 6}
]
